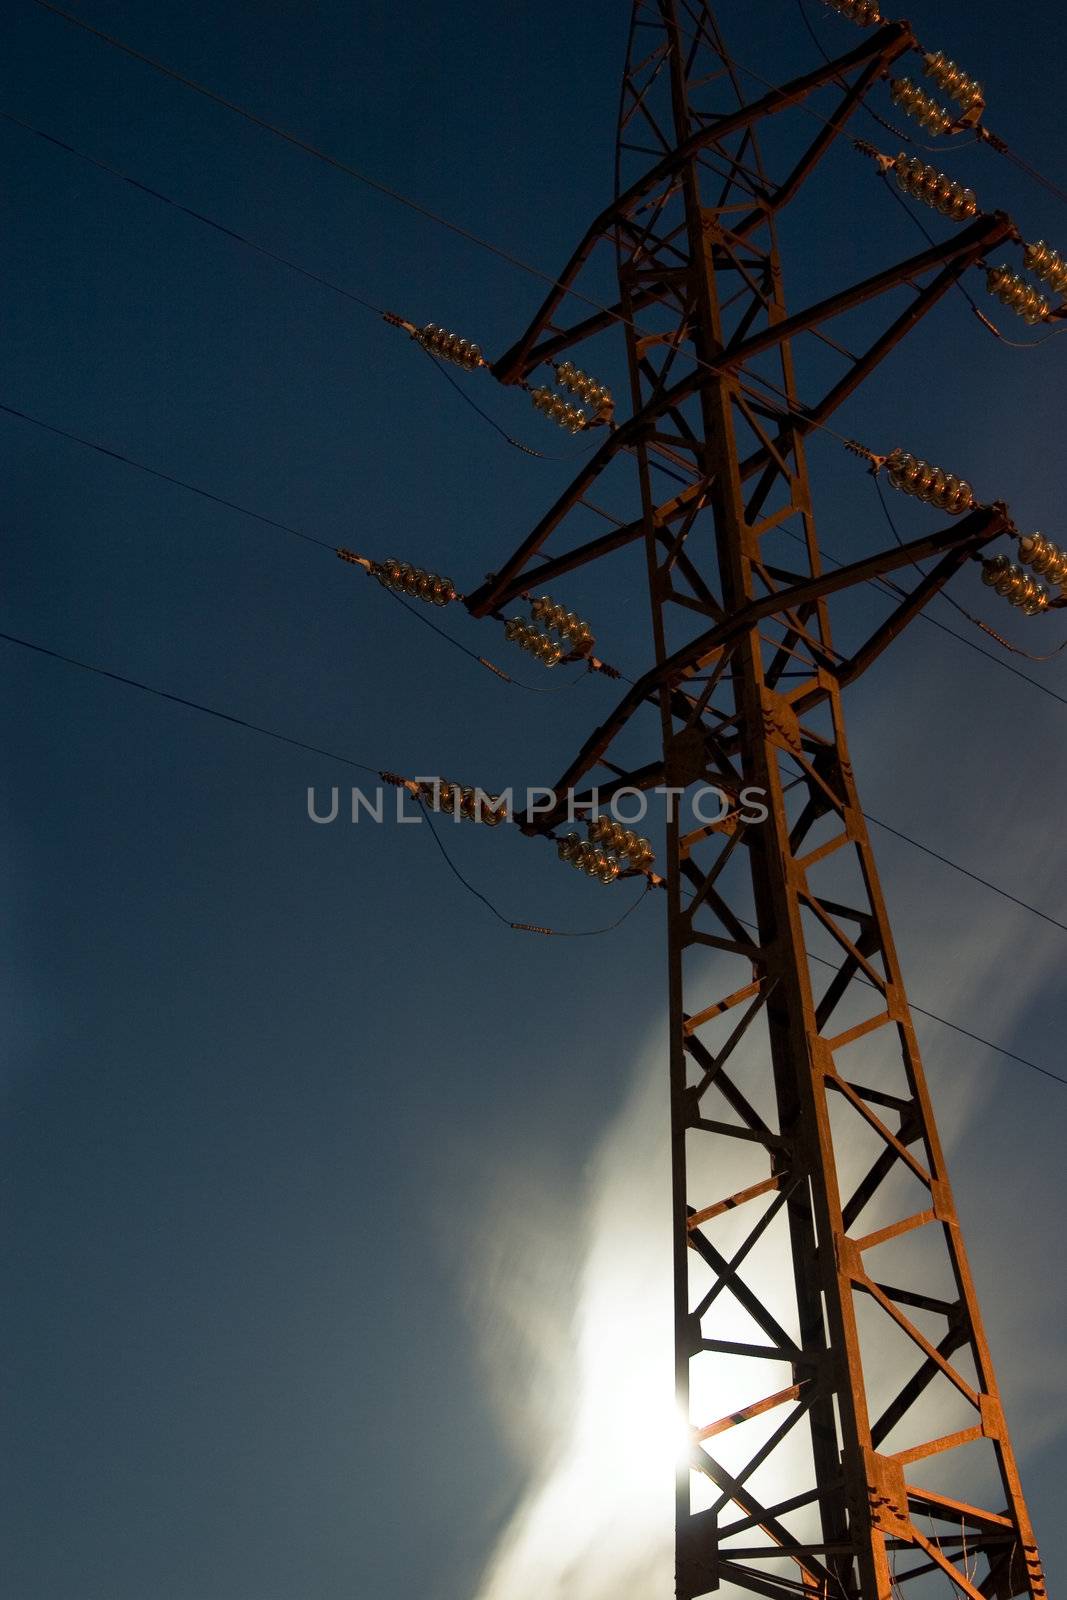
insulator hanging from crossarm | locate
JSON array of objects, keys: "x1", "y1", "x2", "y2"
[
  {"x1": 924, "y1": 51, "x2": 984, "y2": 114},
  {"x1": 336, "y1": 547, "x2": 459, "y2": 606},
  {"x1": 893, "y1": 154, "x2": 977, "y2": 222},
  {"x1": 890, "y1": 78, "x2": 953, "y2": 136},
  {"x1": 557, "y1": 832, "x2": 621, "y2": 884},
  {"x1": 529, "y1": 384, "x2": 587, "y2": 434},
  {"x1": 981, "y1": 554, "x2": 1051, "y2": 616},
  {"x1": 530, "y1": 594, "x2": 595, "y2": 654},
  {"x1": 1024, "y1": 241, "x2": 1067, "y2": 298},
  {"x1": 882, "y1": 450, "x2": 975, "y2": 515},
  {"x1": 1017, "y1": 532, "x2": 1067, "y2": 593},
  {"x1": 986, "y1": 265, "x2": 1050, "y2": 325},
  {"x1": 587, "y1": 815, "x2": 655, "y2": 871},
  {"x1": 819, "y1": 0, "x2": 881, "y2": 23},
  {"x1": 554, "y1": 361, "x2": 613, "y2": 418},
  {"x1": 504, "y1": 616, "x2": 564, "y2": 667}
]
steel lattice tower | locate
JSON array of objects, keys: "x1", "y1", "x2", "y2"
[{"x1": 462, "y1": 4, "x2": 1047, "y2": 1596}]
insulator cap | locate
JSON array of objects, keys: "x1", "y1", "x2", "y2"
[
  {"x1": 528, "y1": 593, "x2": 596, "y2": 653},
  {"x1": 924, "y1": 51, "x2": 983, "y2": 110},
  {"x1": 530, "y1": 385, "x2": 587, "y2": 433},
  {"x1": 415, "y1": 323, "x2": 484, "y2": 369},
  {"x1": 373, "y1": 558, "x2": 458, "y2": 605},
  {"x1": 883, "y1": 450, "x2": 974, "y2": 516},
  {"x1": 890, "y1": 78, "x2": 952, "y2": 136},
  {"x1": 981, "y1": 556, "x2": 1050, "y2": 615},
  {"x1": 584, "y1": 817, "x2": 655, "y2": 871},
  {"x1": 894, "y1": 154, "x2": 977, "y2": 222},
  {"x1": 555, "y1": 360, "x2": 613, "y2": 412},
  {"x1": 1024, "y1": 241, "x2": 1067, "y2": 297},
  {"x1": 1017, "y1": 533, "x2": 1067, "y2": 593},
  {"x1": 820, "y1": 0, "x2": 881, "y2": 23},
  {"x1": 986, "y1": 265, "x2": 1050, "y2": 325},
  {"x1": 505, "y1": 615, "x2": 563, "y2": 667}
]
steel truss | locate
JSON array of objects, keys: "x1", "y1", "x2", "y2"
[{"x1": 467, "y1": 5, "x2": 1046, "y2": 1598}]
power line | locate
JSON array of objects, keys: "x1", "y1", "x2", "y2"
[
  {"x1": 0, "y1": 399, "x2": 337, "y2": 552},
  {"x1": 3, "y1": 622, "x2": 1060, "y2": 1077},
  {"x1": 861, "y1": 809, "x2": 1067, "y2": 938},
  {"x1": 0, "y1": 627, "x2": 382, "y2": 771},
  {"x1": 20, "y1": 0, "x2": 860, "y2": 454},
  {"x1": 0, "y1": 400, "x2": 575, "y2": 693},
  {"x1": 417, "y1": 796, "x2": 652, "y2": 937},
  {"x1": 29, "y1": 0, "x2": 1067, "y2": 476},
  {"x1": 0, "y1": 627, "x2": 646, "y2": 941},
  {"x1": 0, "y1": 108, "x2": 388, "y2": 318},
  {"x1": 5, "y1": 393, "x2": 1067, "y2": 932},
  {"x1": 29, "y1": 0, "x2": 601, "y2": 301},
  {"x1": 8, "y1": 107, "x2": 1062, "y2": 697},
  {"x1": 0, "y1": 111, "x2": 553, "y2": 459}
]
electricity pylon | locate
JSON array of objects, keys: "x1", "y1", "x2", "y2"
[{"x1": 464, "y1": 4, "x2": 1047, "y2": 1596}]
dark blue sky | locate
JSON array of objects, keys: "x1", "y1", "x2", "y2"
[{"x1": 3, "y1": 4, "x2": 1066, "y2": 1597}]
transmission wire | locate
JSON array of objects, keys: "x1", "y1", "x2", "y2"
[
  {"x1": 0, "y1": 399, "x2": 581, "y2": 694},
  {"x1": 3, "y1": 624, "x2": 1061, "y2": 1074}
]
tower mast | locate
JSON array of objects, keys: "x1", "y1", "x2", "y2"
[{"x1": 467, "y1": 4, "x2": 1046, "y2": 1594}]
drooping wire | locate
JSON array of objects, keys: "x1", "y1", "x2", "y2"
[
  {"x1": 378, "y1": 583, "x2": 593, "y2": 695},
  {"x1": 782, "y1": 521, "x2": 1067, "y2": 713},
  {"x1": 413, "y1": 345, "x2": 601, "y2": 463},
  {"x1": 416, "y1": 797, "x2": 653, "y2": 937},
  {"x1": 4, "y1": 621, "x2": 1062, "y2": 1049},
  {"x1": 0, "y1": 627, "x2": 644, "y2": 940},
  {"x1": 415, "y1": 345, "x2": 546, "y2": 457},
  {"x1": 871, "y1": 471, "x2": 1067, "y2": 663},
  {"x1": 876, "y1": 168, "x2": 1067, "y2": 349},
  {"x1": 791, "y1": 0, "x2": 1067, "y2": 192},
  {"x1": 791, "y1": 0, "x2": 933, "y2": 150}
]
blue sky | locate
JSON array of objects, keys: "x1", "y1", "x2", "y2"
[{"x1": 3, "y1": 3, "x2": 1066, "y2": 1597}]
